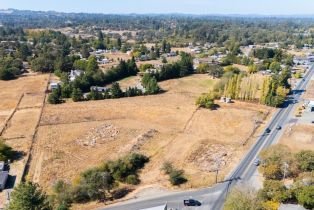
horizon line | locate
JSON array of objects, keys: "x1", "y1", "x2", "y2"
[{"x1": 2, "y1": 8, "x2": 314, "y2": 17}]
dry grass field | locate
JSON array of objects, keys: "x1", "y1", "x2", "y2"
[
  {"x1": 0, "y1": 74, "x2": 49, "y2": 192},
  {"x1": 27, "y1": 74, "x2": 273, "y2": 198},
  {"x1": 279, "y1": 124, "x2": 314, "y2": 151}
]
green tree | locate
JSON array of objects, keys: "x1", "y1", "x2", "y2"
[
  {"x1": 117, "y1": 37, "x2": 122, "y2": 50},
  {"x1": 208, "y1": 65, "x2": 224, "y2": 78},
  {"x1": 110, "y1": 82, "x2": 123, "y2": 98},
  {"x1": 51, "y1": 180, "x2": 72, "y2": 210},
  {"x1": 295, "y1": 150, "x2": 314, "y2": 172},
  {"x1": 88, "y1": 89, "x2": 103, "y2": 100},
  {"x1": 269, "y1": 61, "x2": 281, "y2": 73},
  {"x1": 71, "y1": 88, "x2": 83, "y2": 102},
  {"x1": 80, "y1": 44, "x2": 90, "y2": 59},
  {"x1": 48, "y1": 91, "x2": 61, "y2": 104},
  {"x1": 0, "y1": 68, "x2": 15, "y2": 80},
  {"x1": 296, "y1": 186, "x2": 314, "y2": 209},
  {"x1": 86, "y1": 55, "x2": 98, "y2": 72},
  {"x1": 61, "y1": 83, "x2": 73, "y2": 98},
  {"x1": 145, "y1": 77, "x2": 159, "y2": 94},
  {"x1": 8, "y1": 182, "x2": 51, "y2": 210},
  {"x1": 196, "y1": 63, "x2": 209, "y2": 74},
  {"x1": 0, "y1": 139, "x2": 14, "y2": 161}
]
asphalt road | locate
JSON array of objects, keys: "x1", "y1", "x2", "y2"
[{"x1": 101, "y1": 65, "x2": 314, "y2": 210}]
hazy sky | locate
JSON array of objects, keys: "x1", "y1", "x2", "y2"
[{"x1": 1, "y1": 0, "x2": 314, "y2": 15}]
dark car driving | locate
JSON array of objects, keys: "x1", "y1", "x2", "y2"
[
  {"x1": 265, "y1": 128, "x2": 271, "y2": 134},
  {"x1": 183, "y1": 199, "x2": 202, "y2": 206}
]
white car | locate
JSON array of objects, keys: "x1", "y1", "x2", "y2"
[{"x1": 253, "y1": 159, "x2": 260, "y2": 166}]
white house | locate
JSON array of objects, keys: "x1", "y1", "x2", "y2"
[{"x1": 69, "y1": 70, "x2": 84, "y2": 82}]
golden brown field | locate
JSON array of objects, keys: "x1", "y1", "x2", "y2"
[
  {"x1": 26, "y1": 74, "x2": 273, "y2": 199},
  {"x1": 0, "y1": 74, "x2": 49, "y2": 208}
]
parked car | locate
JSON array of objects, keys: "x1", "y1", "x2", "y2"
[
  {"x1": 183, "y1": 199, "x2": 201, "y2": 206},
  {"x1": 253, "y1": 158, "x2": 260, "y2": 166}
]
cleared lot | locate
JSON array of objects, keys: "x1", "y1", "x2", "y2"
[{"x1": 28, "y1": 74, "x2": 273, "y2": 195}]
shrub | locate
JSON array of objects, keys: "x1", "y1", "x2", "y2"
[
  {"x1": 169, "y1": 169, "x2": 187, "y2": 186},
  {"x1": 161, "y1": 161, "x2": 174, "y2": 175},
  {"x1": 296, "y1": 186, "x2": 314, "y2": 209},
  {"x1": 102, "y1": 153, "x2": 149, "y2": 184},
  {"x1": 196, "y1": 94, "x2": 215, "y2": 109},
  {"x1": 125, "y1": 175, "x2": 140, "y2": 185}
]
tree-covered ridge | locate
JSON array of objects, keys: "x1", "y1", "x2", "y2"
[{"x1": 1, "y1": 9, "x2": 314, "y2": 47}]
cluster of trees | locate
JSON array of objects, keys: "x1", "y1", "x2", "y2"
[
  {"x1": 7, "y1": 153, "x2": 149, "y2": 210},
  {"x1": 147, "y1": 52, "x2": 194, "y2": 81},
  {"x1": 225, "y1": 146, "x2": 314, "y2": 210},
  {"x1": 4, "y1": 10, "x2": 314, "y2": 48},
  {"x1": 93, "y1": 30, "x2": 122, "y2": 50},
  {"x1": 260, "y1": 69, "x2": 291, "y2": 107},
  {"x1": 213, "y1": 67, "x2": 291, "y2": 107},
  {"x1": 50, "y1": 153, "x2": 149, "y2": 209},
  {"x1": 258, "y1": 145, "x2": 314, "y2": 209},
  {"x1": 196, "y1": 63, "x2": 224, "y2": 78},
  {"x1": 0, "y1": 56, "x2": 23, "y2": 80},
  {"x1": 48, "y1": 57, "x2": 141, "y2": 103},
  {"x1": 131, "y1": 42, "x2": 170, "y2": 60},
  {"x1": 161, "y1": 162, "x2": 187, "y2": 186}
]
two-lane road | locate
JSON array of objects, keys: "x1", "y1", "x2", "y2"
[{"x1": 102, "y1": 64, "x2": 314, "y2": 210}]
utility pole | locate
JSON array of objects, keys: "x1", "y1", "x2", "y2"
[
  {"x1": 214, "y1": 156, "x2": 222, "y2": 184},
  {"x1": 282, "y1": 162, "x2": 289, "y2": 180}
]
